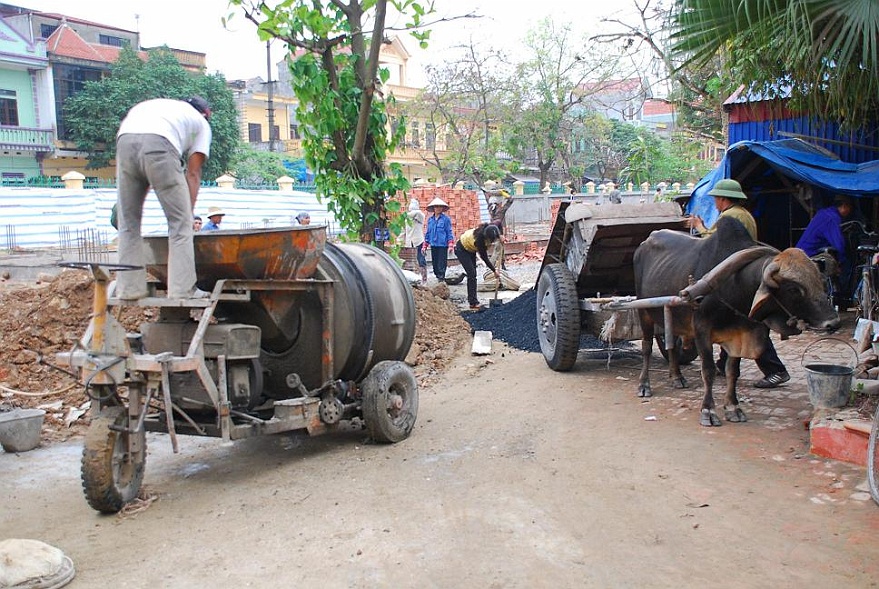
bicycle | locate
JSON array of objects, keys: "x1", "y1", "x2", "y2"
[
  {"x1": 807, "y1": 247, "x2": 839, "y2": 307},
  {"x1": 853, "y1": 241, "x2": 879, "y2": 505},
  {"x1": 853, "y1": 243, "x2": 879, "y2": 322}
]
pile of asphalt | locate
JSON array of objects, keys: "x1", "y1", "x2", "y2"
[{"x1": 462, "y1": 289, "x2": 636, "y2": 355}]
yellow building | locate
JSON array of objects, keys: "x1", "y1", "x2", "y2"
[{"x1": 229, "y1": 36, "x2": 448, "y2": 183}]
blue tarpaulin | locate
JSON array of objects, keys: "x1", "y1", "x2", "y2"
[{"x1": 685, "y1": 139, "x2": 879, "y2": 249}]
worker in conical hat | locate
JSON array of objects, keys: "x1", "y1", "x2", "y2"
[
  {"x1": 426, "y1": 196, "x2": 449, "y2": 211},
  {"x1": 424, "y1": 196, "x2": 454, "y2": 282}
]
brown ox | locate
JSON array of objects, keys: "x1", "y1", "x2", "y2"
[{"x1": 633, "y1": 217, "x2": 839, "y2": 426}]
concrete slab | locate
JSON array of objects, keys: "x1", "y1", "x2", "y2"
[{"x1": 471, "y1": 330, "x2": 492, "y2": 355}]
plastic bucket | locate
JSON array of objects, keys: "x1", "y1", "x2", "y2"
[
  {"x1": 0, "y1": 409, "x2": 46, "y2": 452},
  {"x1": 803, "y1": 364, "x2": 853, "y2": 408}
]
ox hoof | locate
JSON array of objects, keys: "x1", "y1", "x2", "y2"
[
  {"x1": 671, "y1": 376, "x2": 687, "y2": 389},
  {"x1": 700, "y1": 408, "x2": 722, "y2": 427},
  {"x1": 637, "y1": 385, "x2": 653, "y2": 398},
  {"x1": 724, "y1": 407, "x2": 748, "y2": 423}
]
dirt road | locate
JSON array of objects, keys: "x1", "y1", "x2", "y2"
[{"x1": 3, "y1": 342, "x2": 879, "y2": 588}]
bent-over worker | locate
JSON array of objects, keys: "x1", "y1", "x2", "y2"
[{"x1": 454, "y1": 223, "x2": 502, "y2": 311}]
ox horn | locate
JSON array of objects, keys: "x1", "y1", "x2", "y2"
[
  {"x1": 750, "y1": 260, "x2": 781, "y2": 319},
  {"x1": 761, "y1": 260, "x2": 780, "y2": 288},
  {"x1": 679, "y1": 246, "x2": 778, "y2": 302}
]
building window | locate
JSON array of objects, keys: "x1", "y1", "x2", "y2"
[
  {"x1": 248, "y1": 123, "x2": 262, "y2": 142},
  {"x1": 53, "y1": 64, "x2": 103, "y2": 140},
  {"x1": 270, "y1": 125, "x2": 280, "y2": 141},
  {"x1": 425, "y1": 123, "x2": 436, "y2": 150},
  {"x1": 289, "y1": 124, "x2": 300, "y2": 140},
  {"x1": 40, "y1": 24, "x2": 58, "y2": 38},
  {"x1": 99, "y1": 34, "x2": 129, "y2": 47},
  {"x1": 410, "y1": 121, "x2": 420, "y2": 148},
  {"x1": 0, "y1": 90, "x2": 18, "y2": 126}
]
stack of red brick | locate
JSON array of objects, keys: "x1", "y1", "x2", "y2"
[
  {"x1": 405, "y1": 186, "x2": 482, "y2": 238},
  {"x1": 393, "y1": 186, "x2": 482, "y2": 270},
  {"x1": 550, "y1": 199, "x2": 562, "y2": 226}
]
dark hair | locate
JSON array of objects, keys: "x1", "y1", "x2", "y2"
[
  {"x1": 484, "y1": 224, "x2": 500, "y2": 242},
  {"x1": 186, "y1": 96, "x2": 211, "y2": 116},
  {"x1": 193, "y1": 215, "x2": 202, "y2": 221}
]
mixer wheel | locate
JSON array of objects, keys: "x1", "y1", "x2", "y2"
[
  {"x1": 81, "y1": 406, "x2": 146, "y2": 513},
  {"x1": 362, "y1": 361, "x2": 418, "y2": 443}
]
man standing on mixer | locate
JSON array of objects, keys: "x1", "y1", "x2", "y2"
[{"x1": 114, "y1": 96, "x2": 213, "y2": 300}]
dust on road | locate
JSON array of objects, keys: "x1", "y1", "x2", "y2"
[{"x1": 2, "y1": 263, "x2": 879, "y2": 587}]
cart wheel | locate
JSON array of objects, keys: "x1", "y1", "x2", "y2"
[
  {"x1": 362, "y1": 361, "x2": 418, "y2": 443},
  {"x1": 537, "y1": 263, "x2": 580, "y2": 371},
  {"x1": 868, "y1": 402, "x2": 879, "y2": 506},
  {"x1": 81, "y1": 406, "x2": 146, "y2": 514},
  {"x1": 655, "y1": 335, "x2": 698, "y2": 365}
]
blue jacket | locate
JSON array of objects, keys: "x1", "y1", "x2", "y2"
[
  {"x1": 425, "y1": 212, "x2": 454, "y2": 247},
  {"x1": 796, "y1": 206, "x2": 846, "y2": 265}
]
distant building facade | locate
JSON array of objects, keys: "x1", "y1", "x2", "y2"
[{"x1": 0, "y1": 2, "x2": 206, "y2": 182}]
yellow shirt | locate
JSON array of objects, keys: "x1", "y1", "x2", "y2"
[
  {"x1": 702, "y1": 205, "x2": 757, "y2": 240},
  {"x1": 460, "y1": 228, "x2": 477, "y2": 252}
]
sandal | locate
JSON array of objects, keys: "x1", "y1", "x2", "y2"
[{"x1": 753, "y1": 371, "x2": 790, "y2": 388}]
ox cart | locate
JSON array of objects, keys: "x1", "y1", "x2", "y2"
[
  {"x1": 536, "y1": 200, "x2": 696, "y2": 370},
  {"x1": 57, "y1": 226, "x2": 418, "y2": 513}
]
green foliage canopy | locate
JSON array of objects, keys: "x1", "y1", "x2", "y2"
[
  {"x1": 63, "y1": 46, "x2": 239, "y2": 179},
  {"x1": 671, "y1": 0, "x2": 879, "y2": 125},
  {"x1": 228, "y1": 0, "x2": 432, "y2": 242}
]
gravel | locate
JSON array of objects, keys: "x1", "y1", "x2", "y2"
[{"x1": 461, "y1": 286, "x2": 638, "y2": 356}]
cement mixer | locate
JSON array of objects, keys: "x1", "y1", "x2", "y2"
[{"x1": 57, "y1": 226, "x2": 418, "y2": 513}]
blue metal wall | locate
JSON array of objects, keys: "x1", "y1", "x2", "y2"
[{"x1": 728, "y1": 117, "x2": 879, "y2": 164}]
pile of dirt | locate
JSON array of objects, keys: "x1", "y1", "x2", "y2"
[
  {"x1": 0, "y1": 271, "x2": 159, "y2": 441},
  {"x1": 0, "y1": 272, "x2": 470, "y2": 442}
]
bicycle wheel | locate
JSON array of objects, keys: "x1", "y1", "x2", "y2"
[
  {"x1": 868, "y1": 402, "x2": 879, "y2": 506},
  {"x1": 859, "y1": 271, "x2": 874, "y2": 322}
]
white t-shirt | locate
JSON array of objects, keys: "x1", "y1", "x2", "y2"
[{"x1": 117, "y1": 99, "x2": 212, "y2": 159}]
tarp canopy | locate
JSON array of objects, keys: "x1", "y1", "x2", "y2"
[{"x1": 685, "y1": 139, "x2": 879, "y2": 250}]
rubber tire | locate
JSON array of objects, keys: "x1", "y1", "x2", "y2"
[
  {"x1": 537, "y1": 263, "x2": 580, "y2": 372},
  {"x1": 362, "y1": 361, "x2": 418, "y2": 443},
  {"x1": 81, "y1": 406, "x2": 146, "y2": 514},
  {"x1": 655, "y1": 335, "x2": 698, "y2": 365},
  {"x1": 868, "y1": 402, "x2": 879, "y2": 506},
  {"x1": 859, "y1": 271, "x2": 875, "y2": 322}
]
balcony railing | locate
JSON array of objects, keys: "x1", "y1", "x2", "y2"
[{"x1": 0, "y1": 126, "x2": 54, "y2": 151}]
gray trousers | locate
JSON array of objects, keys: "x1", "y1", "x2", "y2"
[{"x1": 115, "y1": 134, "x2": 196, "y2": 298}]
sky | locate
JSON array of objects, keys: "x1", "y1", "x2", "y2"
[{"x1": 14, "y1": 0, "x2": 643, "y2": 83}]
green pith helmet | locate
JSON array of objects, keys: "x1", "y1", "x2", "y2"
[{"x1": 707, "y1": 178, "x2": 747, "y2": 200}]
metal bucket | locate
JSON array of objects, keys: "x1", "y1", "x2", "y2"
[
  {"x1": 803, "y1": 364, "x2": 853, "y2": 408},
  {"x1": 802, "y1": 338, "x2": 857, "y2": 409},
  {"x1": 0, "y1": 409, "x2": 45, "y2": 452}
]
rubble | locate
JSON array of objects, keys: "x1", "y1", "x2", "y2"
[{"x1": 0, "y1": 272, "x2": 470, "y2": 443}]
